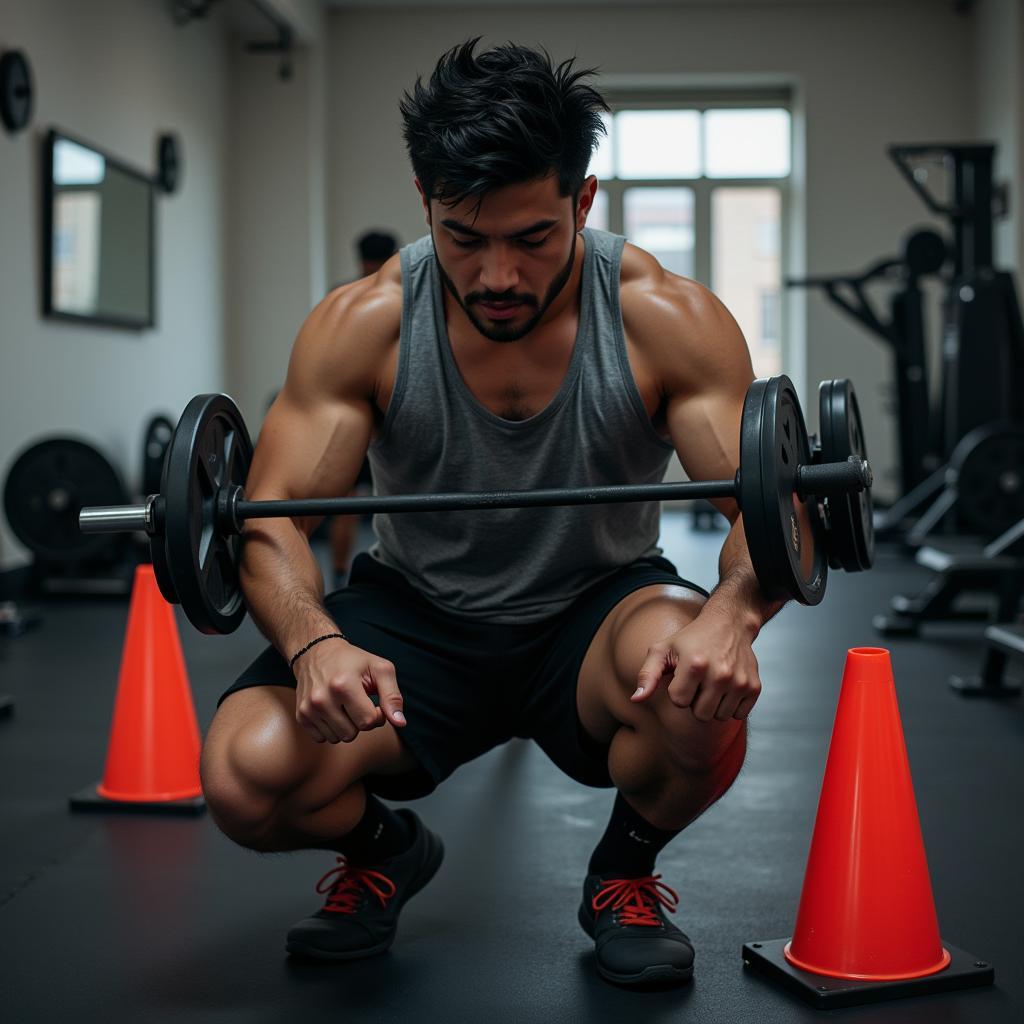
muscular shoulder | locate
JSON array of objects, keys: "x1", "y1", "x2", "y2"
[
  {"x1": 287, "y1": 257, "x2": 403, "y2": 403},
  {"x1": 619, "y1": 242, "x2": 753, "y2": 397}
]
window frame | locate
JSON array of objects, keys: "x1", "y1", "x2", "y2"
[{"x1": 592, "y1": 93, "x2": 792, "y2": 374}]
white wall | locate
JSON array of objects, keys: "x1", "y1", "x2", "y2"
[
  {"x1": 325, "y1": 1, "x2": 979, "y2": 501},
  {"x1": 224, "y1": 29, "x2": 328, "y2": 430},
  {"x1": 0, "y1": 0, "x2": 229, "y2": 569}
]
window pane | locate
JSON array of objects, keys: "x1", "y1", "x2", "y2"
[
  {"x1": 711, "y1": 187, "x2": 782, "y2": 377},
  {"x1": 624, "y1": 187, "x2": 694, "y2": 278},
  {"x1": 588, "y1": 112, "x2": 614, "y2": 180},
  {"x1": 587, "y1": 189, "x2": 609, "y2": 231},
  {"x1": 704, "y1": 109, "x2": 790, "y2": 178},
  {"x1": 616, "y1": 110, "x2": 701, "y2": 179}
]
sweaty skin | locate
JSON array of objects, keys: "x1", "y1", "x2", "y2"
[{"x1": 241, "y1": 174, "x2": 781, "y2": 745}]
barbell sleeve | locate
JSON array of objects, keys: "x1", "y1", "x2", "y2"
[
  {"x1": 80, "y1": 502, "x2": 152, "y2": 534},
  {"x1": 795, "y1": 457, "x2": 872, "y2": 499}
]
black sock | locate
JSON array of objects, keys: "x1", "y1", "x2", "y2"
[
  {"x1": 335, "y1": 793, "x2": 413, "y2": 864},
  {"x1": 587, "y1": 792, "x2": 681, "y2": 878}
]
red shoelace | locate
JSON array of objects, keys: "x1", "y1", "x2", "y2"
[
  {"x1": 591, "y1": 874, "x2": 680, "y2": 927},
  {"x1": 315, "y1": 856, "x2": 398, "y2": 915}
]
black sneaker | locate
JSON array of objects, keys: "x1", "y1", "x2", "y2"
[
  {"x1": 285, "y1": 808, "x2": 444, "y2": 960},
  {"x1": 578, "y1": 872, "x2": 694, "y2": 986}
]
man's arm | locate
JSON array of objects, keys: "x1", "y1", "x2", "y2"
[
  {"x1": 239, "y1": 273, "x2": 407, "y2": 742},
  {"x1": 661, "y1": 292, "x2": 785, "y2": 639},
  {"x1": 622, "y1": 249, "x2": 784, "y2": 720}
]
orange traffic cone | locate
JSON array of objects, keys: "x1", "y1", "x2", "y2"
[
  {"x1": 70, "y1": 564, "x2": 204, "y2": 814},
  {"x1": 743, "y1": 647, "x2": 993, "y2": 1008}
]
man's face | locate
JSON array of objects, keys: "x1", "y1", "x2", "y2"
[{"x1": 420, "y1": 174, "x2": 597, "y2": 342}]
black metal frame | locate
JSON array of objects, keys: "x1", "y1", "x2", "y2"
[
  {"x1": 874, "y1": 515, "x2": 1024, "y2": 639},
  {"x1": 41, "y1": 127, "x2": 156, "y2": 331},
  {"x1": 787, "y1": 245, "x2": 936, "y2": 500},
  {"x1": 951, "y1": 620, "x2": 1024, "y2": 697},
  {"x1": 742, "y1": 938, "x2": 994, "y2": 1010},
  {"x1": 888, "y1": 143, "x2": 994, "y2": 277}
]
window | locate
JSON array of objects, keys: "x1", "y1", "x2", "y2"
[
  {"x1": 712, "y1": 187, "x2": 783, "y2": 375},
  {"x1": 624, "y1": 187, "x2": 694, "y2": 278},
  {"x1": 587, "y1": 103, "x2": 790, "y2": 378},
  {"x1": 761, "y1": 290, "x2": 781, "y2": 346}
]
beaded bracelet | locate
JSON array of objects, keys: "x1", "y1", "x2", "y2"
[{"x1": 288, "y1": 631, "x2": 348, "y2": 670}]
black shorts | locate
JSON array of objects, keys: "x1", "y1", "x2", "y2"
[{"x1": 219, "y1": 552, "x2": 707, "y2": 800}]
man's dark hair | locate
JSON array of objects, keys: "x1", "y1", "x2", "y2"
[
  {"x1": 400, "y1": 39, "x2": 609, "y2": 209},
  {"x1": 357, "y1": 230, "x2": 399, "y2": 262}
]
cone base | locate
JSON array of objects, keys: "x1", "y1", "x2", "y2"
[
  {"x1": 784, "y1": 940, "x2": 951, "y2": 981},
  {"x1": 69, "y1": 783, "x2": 205, "y2": 816},
  {"x1": 742, "y1": 938, "x2": 993, "y2": 1009}
]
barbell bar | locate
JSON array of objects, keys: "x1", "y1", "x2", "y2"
[
  {"x1": 81, "y1": 460, "x2": 869, "y2": 536},
  {"x1": 77, "y1": 375, "x2": 876, "y2": 635}
]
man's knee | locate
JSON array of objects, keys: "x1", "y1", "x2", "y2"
[
  {"x1": 579, "y1": 585, "x2": 707, "y2": 745},
  {"x1": 201, "y1": 688, "x2": 347, "y2": 846},
  {"x1": 200, "y1": 688, "x2": 407, "y2": 851},
  {"x1": 608, "y1": 588, "x2": 706, "y2": 689},
  {"x1": 201, "y1": 715, "x2": 310, "y2": 849},
  {"x1": 663, "y1": 718, "x2": 747, "y2": 788}
]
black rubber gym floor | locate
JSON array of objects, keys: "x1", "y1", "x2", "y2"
[{"x1": 1, "y1": 512, "x2": 1021, "y2": 1023}]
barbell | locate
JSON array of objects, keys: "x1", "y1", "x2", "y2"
[{"x1": 79, "y1": 374, "x2": 874, "y2": 635}]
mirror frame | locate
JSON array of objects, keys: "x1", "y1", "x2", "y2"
[{"x1": 42, "y1": 128, "x2": 156, "y2": 330}]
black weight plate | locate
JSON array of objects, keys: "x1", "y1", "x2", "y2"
[
  {"x1": 4, "y1": 438, "x2": 128, "y2": 564},
  {"x1": 142, "y1": 416, "x2": 178, "y2": 602},
  {"x1": 149, "y1": 509, "x2": 179, "y2": 606},
  {"x1": 740, "y1": 376, "x2": 827, "y2": 606},
  {"x1": 902, "y1": 228, "x2": 947, "y2": 277},
  {"x1": 818, "y1": 380, "x2": 875, "y2": 571},
  {"x1": 163, "y1": 394, "x2": 253, "y2": 634},
  {"x1": 950, "y1": 423, "x2": 1024, "y2": 537},
  {"x1": 0, "y1": 50, "x2": 33, "y2": 133},
  {"x1": 142, "y1": 414, "x2": 174, "y2": 497}
]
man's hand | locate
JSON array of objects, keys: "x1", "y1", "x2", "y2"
[
  {"x1": 293, "y1": 639, "x2": 406, "y2": 743},
  {"x1": 631, "y1": 609, "x2": 761, "y2": 723}
]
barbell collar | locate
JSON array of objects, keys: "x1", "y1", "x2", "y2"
[
  {"x1": 232, "y1": 478, "x2": 738, "y2": 525},
  {"x1": 217, "y1": 485, "x2": 245, "y2": 535}
]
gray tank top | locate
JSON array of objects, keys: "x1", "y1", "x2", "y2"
[{"x1": 367, "y1": 227, "x2": 675, "y2": 623}]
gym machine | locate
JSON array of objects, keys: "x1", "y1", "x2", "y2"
[
  {"x1": 787, "y1": 226, "x2": 945, "y2": 500},
  {"x1": 792, "y1": 143, "x2": 1024, "y2": 550},
  {"x1": 874, "y1": 511, "x2": 1024, "y2": 638},
  {"x1": 871, "y1": 145, "x2": 1024, "y2": 636},
  {"x1": 878, "y1": 143, "x2": 1024, "y2": 544}
]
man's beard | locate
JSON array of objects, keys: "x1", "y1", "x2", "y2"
[{"x1": 435, "y1": 232, "x2": 578, "y2": 343}]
